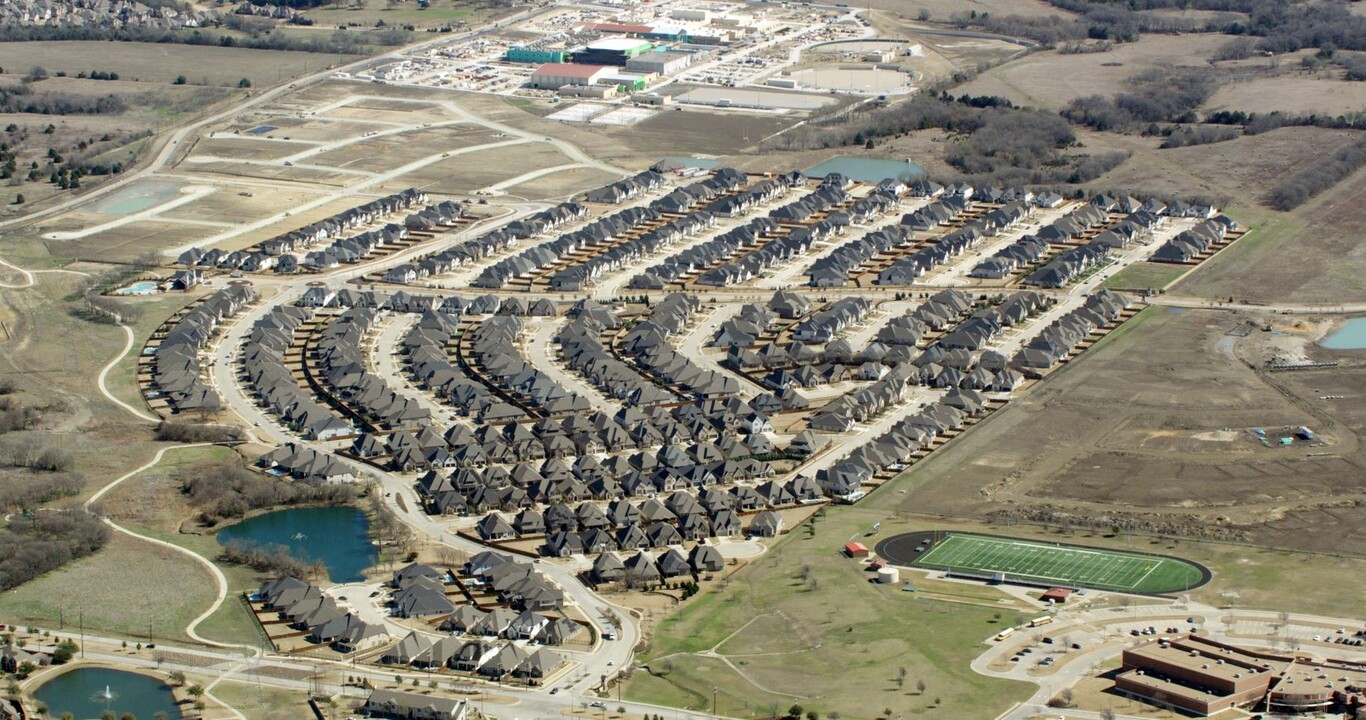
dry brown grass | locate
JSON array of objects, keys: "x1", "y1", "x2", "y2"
[
  {"x1": 0, "y1": 42, "x2": 359, "y2": 87},
  {"x1": 955, "y1": 34, "x2": 1230, "y2": 110}
]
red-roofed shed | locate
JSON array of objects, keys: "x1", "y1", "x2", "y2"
[
  {"x1": 844, "y1": 541, "x2": 869, "y2": 558},
  {"x1": 1041, "y1": 587, "x2": 1072, "y2": 603}
]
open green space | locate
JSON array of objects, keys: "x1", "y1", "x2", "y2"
[
  {"x1": 1101, "y1": 261, "x2": 1188, "y2": 291},
  {"x1": 911, "y1": 533, "x2": 1206, "y2": 594},
  {"x1": 626, "y1": 505, "x2": 1033, "y2": 720}
]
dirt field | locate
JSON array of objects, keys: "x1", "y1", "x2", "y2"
[
  {"x1": 954, "y1": 34, "x2": 1230, "y2": 110},
  {"x1": 188, "y1": 137, "x2": 320, "y2": 162},
  {"x1": 897, "y1": 305, "x2": 1366, "y2": 558},
  {"x1": 390, "y1": 142, "x2": 576, "y2": 195},
  {"x1": 0, "y1": 42, "x2": 360, "y2": 87},
  {"x1": 507, "y1": 166, "x2": 622, "y2": 201},
  {"x1": 310, "y1": 125, "x2": 504, "y2": 172},
  {"x1": 1173, "y1": 166, "x2": 1366, "y2": 304},
  {"x1": 44, "y1": 220, "x2": 225, "y2": 264}
]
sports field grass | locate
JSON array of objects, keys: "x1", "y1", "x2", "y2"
[{"x1": 912, "y1": 533, "x2": 1207, "y2": 594}]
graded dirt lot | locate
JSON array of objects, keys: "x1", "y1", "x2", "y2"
[
  {"x1": 188, "y1": 137, "x2": 320, "y2": 162},
  {"x1": 898, "y1": 305, "x2": 1366, "y2": 557},
  {"x1": 954, "y1": 34, "x2": 1230, "y2": 110},
  {"x1": 507, "y1": 166, "x2": 622, "y2": 201},
  {"x1": 0, "y1": 42, "x2": 360, "y2": 87},
  {"x1": 310, "y1": 125, "x2": 504, "y2": 172},
  {"x1": 390, "y1": 142, "x2": 576, "y2": 194},
  {"x1": 45, "y1": 220, "x2": 224, "y2": 264}
]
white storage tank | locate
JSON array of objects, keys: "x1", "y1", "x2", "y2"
[{"x1": 877, "y1": 566, "x2": 900, "y2": 584}]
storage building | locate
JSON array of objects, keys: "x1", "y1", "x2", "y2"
[
  {"x1": 529, "y1": 63, "x2": 613, "y2": 89},
  {"x1": 625, "y1": 51, "x2": 694, "y2": 75}
]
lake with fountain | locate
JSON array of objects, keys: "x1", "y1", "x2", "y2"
[{"x1": 34, "y1": 667, "x2": 182, "y2": 720}]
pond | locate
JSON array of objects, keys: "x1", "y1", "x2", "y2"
[
  {"x1": 89, "y1": 181, "x2": 183, "y2": 216},
  {"x1": 804, "y1": 156, "x2": 925, "y2": 183},
  {"x1": 217, "y1": 506, "x2": 376, "y2": 583},
  {"x1": 1321, "y1": 317, "x2": 1366, "y2": 350},
  {"x1": 34, "y1": 667, "x2": 183, "y2": 720}
]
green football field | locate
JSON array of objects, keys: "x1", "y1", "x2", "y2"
[{"x1": 912, "y1": 534, "x2": 1206, "y2": 594}]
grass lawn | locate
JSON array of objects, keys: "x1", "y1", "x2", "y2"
[
  {"x1": 1101, "y1": 262, "x2": 1187, "y2": 292},
  {"x1": 97, "y1": 443, "x2": 273, "y2": 648},
  {"x1": 910, "y1": 534, "x2": 1205, "y2": 594},
  {"x1": 626, "y1": 505, "x2": 1034, "y2": 720},
  {"x1": 208, "y1": 679, "x2": 313, "y2": 719},
  {"x1": 0, "y1": 532, "x2": 216, "y2": 644}
]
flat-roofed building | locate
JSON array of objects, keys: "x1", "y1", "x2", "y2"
[
  {"x1": 576, "y1": 38, "x2": 654, "y2": 66},
  {"x1": 625, "y1": 51, "x2": 694, "y2": 75},
  {"x1": 529, "y1": 63, "x2": 612, "y2": 89},
  {"x1": 1115, "y1": 634, "x2": 1366, "y2": 717}
]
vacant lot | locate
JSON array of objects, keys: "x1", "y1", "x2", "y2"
[
  {"x1": 311, "y1": 125, "x2": 503, "y2": 173},
  {"x1": 1206, "y1": 74, "x2": 1366, "y2": 115},
  {"x1": 955, "y1": 34, "x2": 1229, "y2": 110},
  {"x1": 898, "y1": 305, "x2": 1366, "y2": 557},
  {"x1": 509, "y1": 166, "x2": 622, "y2": 201},
  {"x1": 189, "y1": 137, "x2": 320, "y2": 162},
  {"x1": 0, "y1": 42, "x2": 359, "y2": 87},
  {"x1": 1087, "y1": 125, "x2": 1359, "y2": 204},
  {"x1": 302, "y1": 1, "x2": 513, "y2": 30},
  {"x1": 1174, "y1": 167, "x2": 1366, "y2": 304},
  {"x1": 391, "y1": 142, "x2": 575, "y2": 195},
  {"x1": 627, "y1": 506, "x2": 1033, "y2": 720},
  {"x1": 1101, "y1": 262, "x2": 1188, "y2": 291},
  {"x1": 0, "y1": 531, "x2": 216, "y2": 643},
  {"x1": 45, "y1": 219, "x2": 224, "y2": 264}
]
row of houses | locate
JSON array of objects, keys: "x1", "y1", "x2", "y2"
[
  {"x1": 464, "y1": 314, "x2": 593, "y2": 418},
  {"x1": 472, "y1": 203, "x2": 665, "y2": 288},
  {"x1": 1151, "y1": 219, "x2": 1229, "y2": 264},
  {"x1": 255, "y1": 576, "x2": 386, "y2": 652},
  {"x1": 1023, "y1": 241, "x2": 1111, "y2": 288},
  {"x1": 297, "y1": 197, "x2": 468, "y2": 273},
  {"x1": 588, "y1": 544, "x2": 726, "y2": 586},
  {"x1": 177, "y1": 189, "x2": 428, "y2": 270},
  {"x1": 470, "y1": 478, "x2": 815, "y2": 551},
  {"x1": 379, "y1": 632, "x2": 563, "y2": 682},
  {"x1": 647, "y1": 167, "x2": 749, "y2": 215},
  {"x1": 1012, "y1": 290, "x2": 1132, "y2": 369},
  {"x1": 312, "y1": 308, "x2": 433, "y2": 430},
  {"x1": 383, "y1": 201, "x2": 589, "y2": 285},
  {"x1": 808, "y1": 222, "x2": 911, "y2": 287},
  {"x1": 816, "y1": 391, "x2": 987, "y2": 500},
  {"x1": 791, "y1": 296, "x2": 873, "y2": 343},
  {"x1": 582, "y1": 169, "x2": 668, "y2": 204},
  {"x1": 150, "y1": 284, "x2": 255, "y2": 413},
  {"x1": 547, "y1": 209, "x2": 716, "y2": 291},
  {"x1": 970, "y1": 234, "x2": 1050, "y2": 279},
  {"x1": 629, "y1": 175, "x2": 852, "y2": 289},
  {"x1": 874, "y1": 201, "x2": 1032, "y2": 286},
  {"x1": 239, "y1": 304, "x2": 357, "y2": 441},
  {"x1": 256, "y1": 443, "x2": 365, "y2": 483}
]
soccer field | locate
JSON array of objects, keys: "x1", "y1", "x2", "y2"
[{"x1": 912, "y1": 534, "x2": 1207, "y2": 594}]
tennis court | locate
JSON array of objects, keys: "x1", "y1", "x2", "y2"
[{"x1": 907, "y1": 533, "x2": 1207, "y2": 594}]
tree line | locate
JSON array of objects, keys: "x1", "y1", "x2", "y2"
[
  {"x1": 179, "y1": 460, "x2": 362, "y2": 526},
  {"x1": 0, "y1": 509, "x2": 109, "y2": 592},
  {"x1": 0, "y1": 23, "x2": 412, "y2": 53},
  {"x1": 1267, "y1": 136, "x2": 1366, "y2": 211}
]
